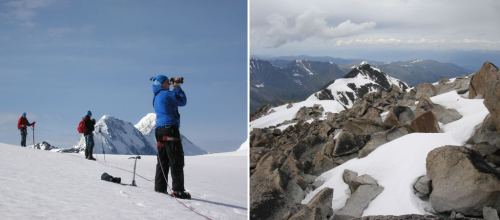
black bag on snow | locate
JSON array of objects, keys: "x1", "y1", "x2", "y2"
[{"x1": 101, "y1": 172, "x2": 121, "y2": 184}]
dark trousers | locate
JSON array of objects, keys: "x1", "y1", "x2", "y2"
[
  {"x1": 155, "y1": 126, "x2": 185, "y2": 192},
  {"x1": 85, "y1": 135, "x2": 94, "y2": 158},
  {"x1": 20, "y1": 129, "x2": 27, "y2": 147}
]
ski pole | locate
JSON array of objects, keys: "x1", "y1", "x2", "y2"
[
  {"x1": 99, "y1": 128, "x2": 106, "y2": 163},
  {"x1": 129, "y1": 156, "x2": 141, "y2": 186}
]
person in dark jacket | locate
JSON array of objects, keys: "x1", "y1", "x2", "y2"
[
  {"x1": 83, "y1": 111, "x2": 96, "y2": 160},
  {"x1": 17, "y1": 112, "x2": 35, "y2": 147},
  {"x1": 150, "y1": 75, "x2": 190, "y2": 199}
]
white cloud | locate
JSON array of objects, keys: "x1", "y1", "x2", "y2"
[
  {"x1": 257, "y1": 7, "x2": 376, "y2": 48},
  {"x1": 47, "y1": 25, "x2": 95, "y2": 35},
  {"x1": 251, "y1": 0, "x2": 500, "y2": 52},
  {"x1": 2, "y1": 0, "x2": 55, "y2": 28}
]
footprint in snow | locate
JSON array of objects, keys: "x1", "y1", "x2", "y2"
[{"x1": 119, "y1": 190, "x2": 130, "y2": 198}]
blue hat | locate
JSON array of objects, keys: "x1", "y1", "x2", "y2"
[
  {"x1": 23, "y1": 112, "x2": 26, "y2": 116},
  {"x1": 87, "y1": 111, "x2": 92, "y2": 116},
  {"x1": 150, "y1": 75, "x2": 168, "y2": 86}
]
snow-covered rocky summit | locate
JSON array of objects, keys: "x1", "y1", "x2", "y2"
[
  {"x1": 73, "y1": 115, "x2": 156, "y2": 155},
  {"x1": 135, "y1": 113, "x2": 208, "y2": 156},
  {"x1": 309, "y1": 62, "x2": 409, "y2": 108},
  {"x1": 250, "y1": 62, "x2": 496, "y2": 220}
]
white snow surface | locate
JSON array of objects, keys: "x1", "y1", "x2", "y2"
[
  {"x1": 302, "y1": 91, "x2": 489, "y2": 216},
  {"x1": 236, "y1": 139, "x2": 249, "y2": 151},
  {"x1": 0, "y1": 143, "x2": 247, "y2": 219},
  {"x1": 135, "y1": 113, "x2": 208, "y2": 155}
]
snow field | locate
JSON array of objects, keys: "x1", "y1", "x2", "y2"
[
  {"x1": 0, "y1": 143, "x2": 248, "y2": 220},
  {"x1": 302, "y1": 91, "x2": 489, "y2": 216}
]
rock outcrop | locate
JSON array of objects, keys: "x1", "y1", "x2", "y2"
[
  {"x1": 409, "y1": 110, "x2": 440, "y2": 133},
  {"x1": 427, "y1": 146, "x2": 500, "y2": 216}
]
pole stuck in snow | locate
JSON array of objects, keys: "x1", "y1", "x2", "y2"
[
  {"x1": 129, "y1": 156, "x2": 141, "y2": 186},
  {"x1": 99, "y1": 128, "x2": 106, "y2": 163}
]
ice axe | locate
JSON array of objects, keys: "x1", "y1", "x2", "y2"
[{"x1": 129, "y1": 156, "x2": 141, "y2": 186}]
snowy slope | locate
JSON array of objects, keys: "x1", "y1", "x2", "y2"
[
  {"x1": 236, "y1": 138, "x2": 249, "y2": 151},
  {"x1": 73, "y1": 115, "x2": 156, "y2": 155},
  {"x1": 0, "y1": 143, "x2": 247, "y2": 219},
  {"x1": 302, "y1": 91, "x2": 489, "y2": 216},
  {"x1": 135, "y1": 113, "x2": 208, "y2": 155},
  {"x1": 309, "y1": 62, "x2": 409, "y2": 108}
]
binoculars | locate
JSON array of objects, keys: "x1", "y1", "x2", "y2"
[{"x1": 170, "y1": 77, "x2": 184, "y2": 84}]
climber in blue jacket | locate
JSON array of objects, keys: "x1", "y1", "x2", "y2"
[{"x1": 150, "y1": 75, "x2": 191, "y2": 199}]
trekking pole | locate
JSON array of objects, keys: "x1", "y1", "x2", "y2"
[
  {"x1": 129, "y1": 156, "x2": 141, "y2": 187},
  {"x1": 32, "y1": 126, "x2": 35, "y2": 147},
  {"x1": 99, "y1": 128, "x2": 106, "y2": 163}
]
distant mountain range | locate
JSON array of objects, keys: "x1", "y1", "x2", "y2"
[
  {"x1": 250, "y1": 57, "x2": 472, "y2": 113},
  {"x1": 340, "y1": 60, "x2": 472, "y2": 86},
  {"x1": 250, "y1": 58, "x2": 345, "y2": 112}
]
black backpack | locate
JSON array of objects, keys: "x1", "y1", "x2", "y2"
[{"x1": 101, "y1": 172, "x2": 121, "y2": 184}]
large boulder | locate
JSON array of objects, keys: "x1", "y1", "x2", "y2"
[
  {"x1": 427, "y1": 146, "x2": 500, "y2": 216},
  {"x1": 469, "y1": 115, "x2": 500, "y2": 146},
  {"x1": 362, "y1": 107, "x2": 383, "y2": 123},
  {"x1": 333, "y1": 185, "x2": 384, "y2": 220},
  {"x1": 469, "y1": 62, "x2": 499, "y2": 99},
  {"x1": 484, "y1": 206, "x2": 500, "y2": 220},
  {"x1": 250, "y1": 154, "x2": 305, "y2": 220},
  {"x1": 383, "y1": 106, "x2": 414, "y2": 127},
  {"x1": 415, "y1": 83, "x2": 437, "y2": 99},
  {"x1": 408, "y1": 110, "x2": 440, "y2": 133},
  {"x1": 333, "y1": 130, "x2": 370, "y2": 156},
  {"x1": 436, "y1": 75, "x2": 471, "y2": 95}
]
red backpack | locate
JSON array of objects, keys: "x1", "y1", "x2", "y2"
[{"x1": 77, "y1": 117, "x2": 87, "y2": 134}]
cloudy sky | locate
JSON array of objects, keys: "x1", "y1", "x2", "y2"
[
  {"x1": 251, "y1": 0, "x2": 500, "y2": 57},
  {"x1": 0, "y1": 0, "x2": 247, "y2": 153}
]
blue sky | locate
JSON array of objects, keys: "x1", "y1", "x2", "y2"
[{"x1": 0, "y1": 0, "x2": 248, "y2": 153}]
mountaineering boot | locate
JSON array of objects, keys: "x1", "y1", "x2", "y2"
[
  {"x1": 172, "y1": 191, "x2": 191, "y2": 199},
  {"x1": 88, "y1": 157, "x2": 96, "y2": 161}
]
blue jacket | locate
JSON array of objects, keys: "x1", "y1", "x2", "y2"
[{"x1": 153, "y1": 85, "x2": 187, "y2": 128}]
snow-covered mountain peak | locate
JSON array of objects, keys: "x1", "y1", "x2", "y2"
[
  {"x1": 134, "y1": 113, "x2": 209, "y2": 155},
  {"x1": 135, "y1": 113, "x2": 156, "y2": 135},
  {"x1": 309, "y1": 62, "x2": 409, "y2": 108}
]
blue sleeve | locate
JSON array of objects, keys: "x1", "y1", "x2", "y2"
[{"x1": 166, "y1": 86, "x2": 187, "y2": 106}]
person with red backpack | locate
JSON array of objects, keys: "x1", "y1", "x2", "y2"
[
  {"x1": 80, "y1": 111, "x2": 96, "y2": 160},
  {"x1": 17, "y1": 112, "x2": 35, "y2": 147}
]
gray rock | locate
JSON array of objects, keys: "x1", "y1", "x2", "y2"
[
  {"x1": 333, "y1": 130, "x2": 370, "y2": 156},
  {"x1": 307, "y1": 187, "x2": 334, "y2": 220},
  {"x1": 427, "y1": 146, "x2": 500, "y2": 216},
  {"x1": 362, "y1": 107, "x2": 383, "y2": 124},
  {"x1": 343, "y1": 169, "x2": 359, "y2": 184},
  {"x1": 484, "y1": 206, "x2": 500, "y2": 220},
  {"x1": 409, "y1": 110, "x2": 440, "y2": 133},
  {"x1": 353, "y1": 214, "x2": 482, "y2": 219},
  {"x1": 343, "y1": 118, "x2": 386, "y2": 136},
  {"x1": 383, "y1": 106, "x2": 414, "y2": 127},
  {"x1": 470, "y1": 115, "x2": 500, "y2": 146},
  {"x1": 287, "y1": 103, "x2": 293, "y2": 109},
  {"x1": 414, "y1": 176, "x2": 432, "y2": 196},
  {"x1": 359, "y1": 126, "x2": 409, "y2": 158},
  {"x1": 333, "y1": 185, "x2": 384, "y2": 220},
  {"x1": 349, "y1": 174, "x2": 379, "y2": 193},
  {"x1": 312, "y1": 179, "x2": 325, "y2": 190},
  {"x1": 311, "y1": 153, "x2": 334, "y2": 175},
  {"x1": 415, "y1": 83, "x2": 437, "y2": 99}
]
